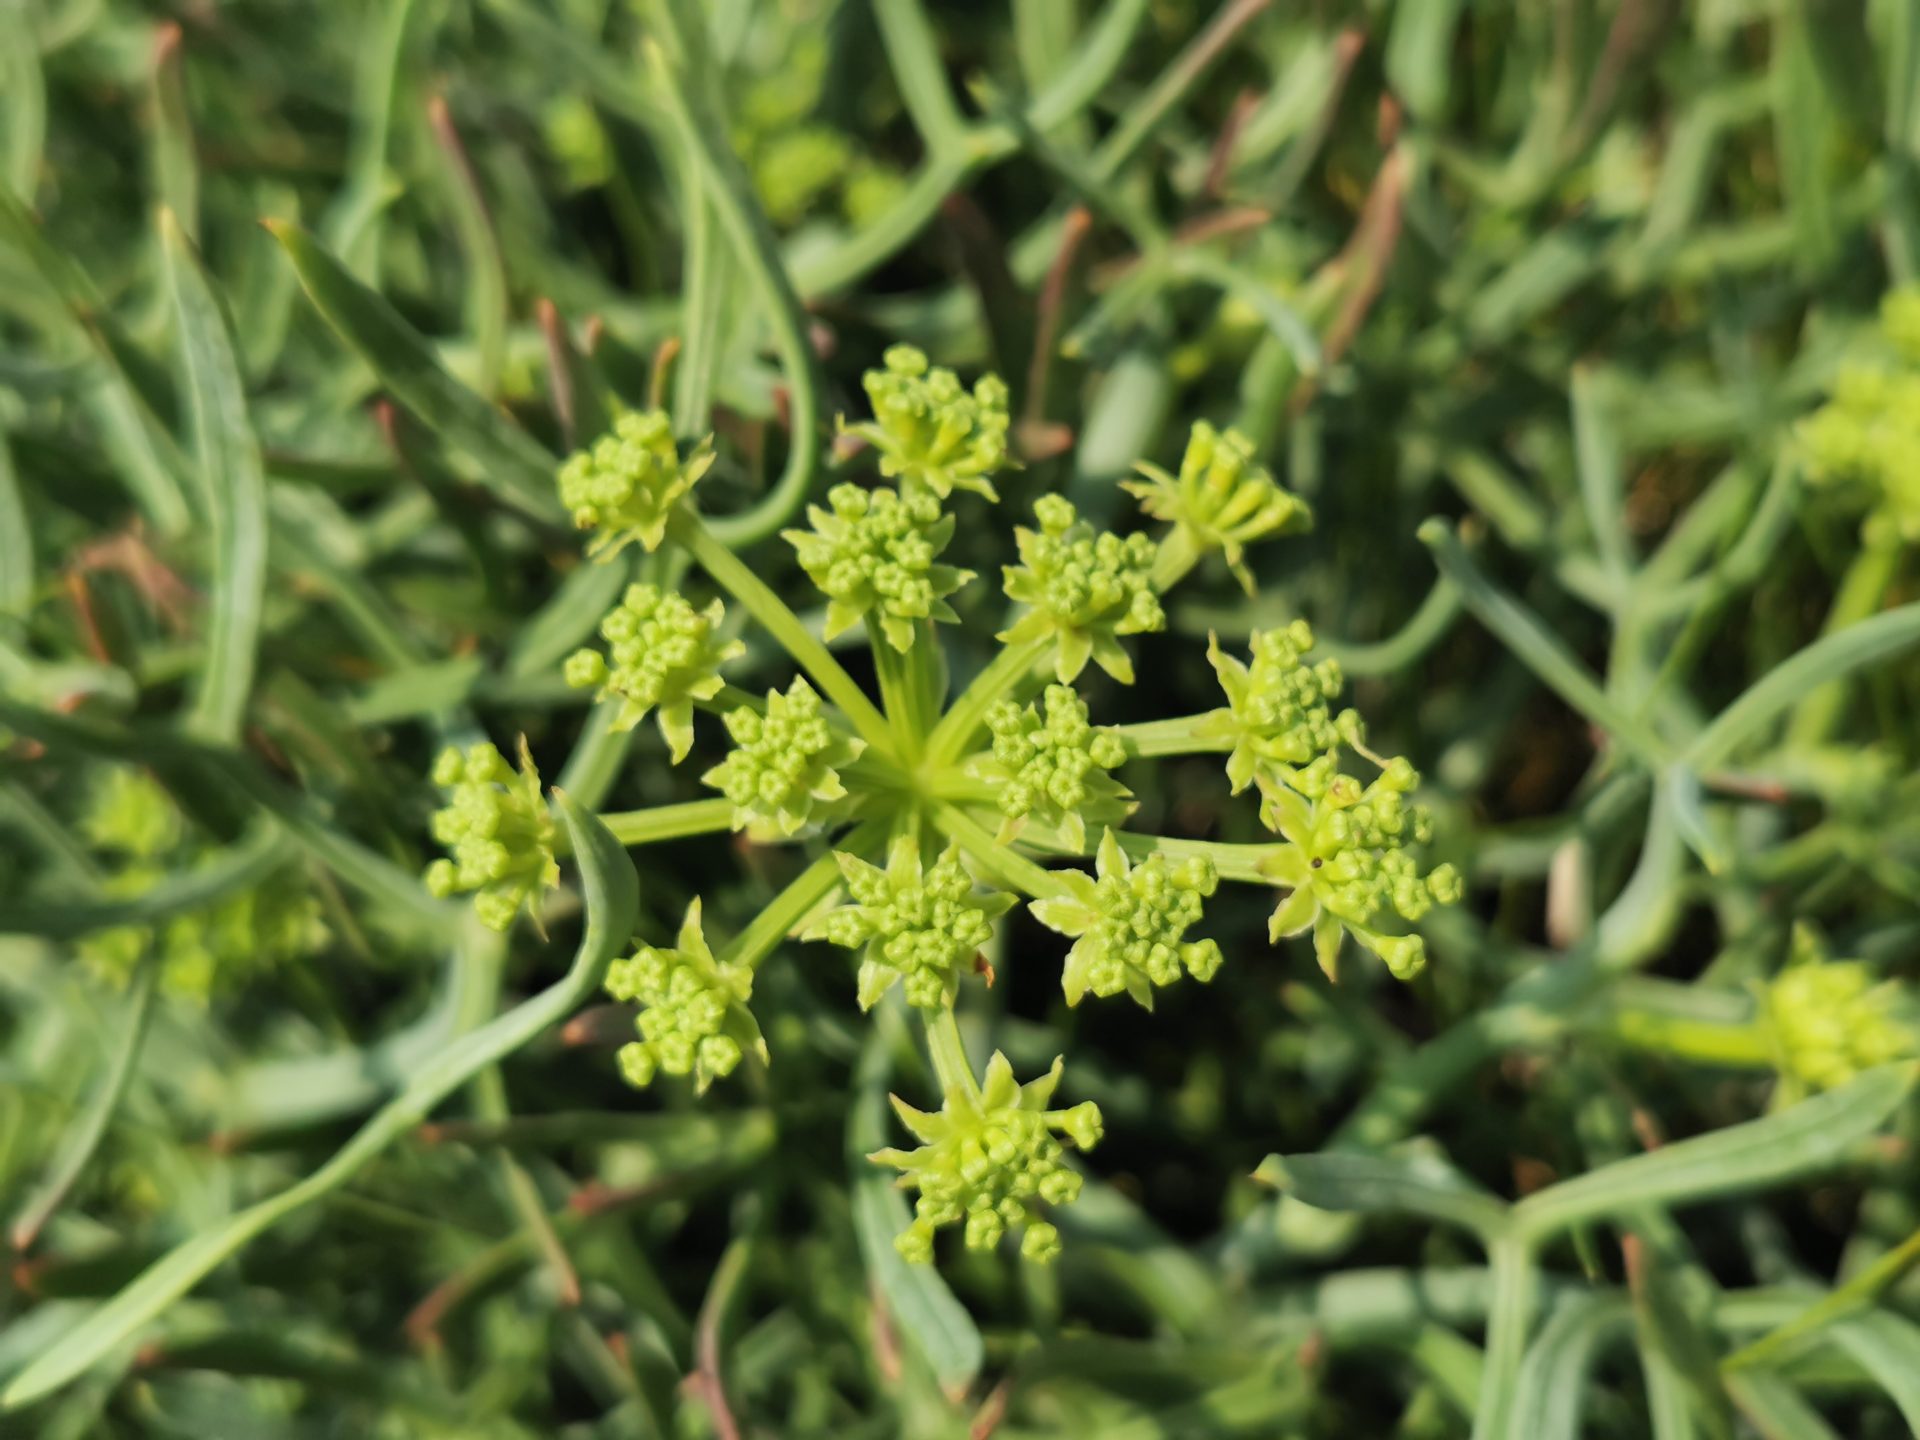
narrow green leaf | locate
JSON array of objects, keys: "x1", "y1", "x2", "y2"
[
  {"x1": 150, "y1": 26, "x2": 199, "y2": 241},
  {"x1": 1513, "y1": 1065, "x2": 1917, "y2": 1243},
  {"x1": 1824, "y1": 1313, "x2": 1920, "y2": 1430},
  {"x1": 266, "y1": 220, "x2": 561, "y2": 521},
  {"x1": 0, "y1": 826, "x2": 290, "y2": 940},
  {"x1": 0, "y1": 428, "x2": 30, "y2": 614},
  {"x1": 0, "y1": 795, "x2": 637, "y2": 1411},
  {"x1": 1724, "y1": 1371, "x2": 1842, "y2": 1440},
  {"x1": 1385, "y1": 0, "x2": 1468, "y2": 123},
  {"x1": 2, "y1": 11, "x2": 45, "y2": 199},
  {"x1": 1502, "y1": 1296, "x2": 1632, "y2": 1440},
  {"x1": 161, "y1": 208, "x2": 267, "y2": 746},
  {"x1": 1571, "y1": 365, "x2": 1632, "y2": 584},
  {"x1": 1253, "y1": 1150, "x2": 1512, "y2": 1242}
]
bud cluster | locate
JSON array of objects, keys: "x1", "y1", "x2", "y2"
[
  {"x1": 701, "y1": 679, "x2": 864, "y2": 836},
  {"x1": 842, "y1": 344, "x2": 1010, "y2": 502},
  {"x1": 1000, "y1": 495, "x2": 1165, "y2": 683},
  {"x1": 1124, "y1": 420, "x2": 1311, "y2": 592},
  {"x1": 1200, "y1": 622, "x2": 1362, "y2": 796},
  {"x1": 783, "y1": 483, "x2": 973, "y2": 652},
  {"x1": 557, "y1": 409, "x2": 715, "y2": 555},
  {"x1": 564, "y1": 584, "x2": 742, "y2": 761},
  {"x1": 972, "y1": 684, "x2": 1132, "y2": 851},
  {"x1": 605, "y1": 899, "x2": 764, "y2": 1093},
  {"x1": 423, "y1": 741, "x2": 560, "y2": 932}
]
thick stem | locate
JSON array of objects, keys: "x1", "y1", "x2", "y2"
[
  {"x1": 1015, "y1": 821, "x2": 1281, "y2": 885},
  {"x1": 923, "y1": 1006, "x2": 982, "y2": 1103},
  {"x1": 721, "y1": 818, "x2": 890, "y2": 971},
  {"x1": 870, "y1": 630, "x2": 923, "y2": 761},
  {"x1": 669, "y1": 507, "x2": 895, "y2": 756},
  {"x1": 934, "y1": 802, "x2": 1073, "y2": 899},
  {"x1": 1114, "y1": 712, "x2": 1231, "y2": 758},
  {"x1": 924, "y1": 635, "x2": 1050, "y2": 766},
  {"x1": 600, "y1": 798, "x2": 737, "y2": 847},
  {"x1": 1151, "y1": 525, "x2": 1206, "y2": 593},
  {"x1": 1594, "y1": 1006, "x2": 1776, "y2": 1069}
]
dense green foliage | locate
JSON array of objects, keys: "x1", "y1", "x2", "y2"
[{"x1": 5, "y1": 1, "x2": 1920, "y2": 1437}]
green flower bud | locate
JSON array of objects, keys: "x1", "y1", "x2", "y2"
[
  {"x1": 999, "y1": 495, "x2": 1165, "y2": 683},
  {"x1": 1763, "y1": 927, "x2": 1918, "y2": 1093},
  {"x1": 424, "y1": 739, "x2": 560, "y2": 932},
  {"x1": 1199, "y1": 622, "x2": 1362, "y2": 795},
  {"x1": 1124, "y1": 421, "x2": 1311, "y2": 592},
  {"x1": 782, "y1": 484, "x2": 975, "y2": 652},
  {"x1": 842, "y1": 345, "x2": 1011, "y2": 502},
  {"x1": 869, "y1": 1051, "x2": 1099, "y2": 1265},
  {"x1": 564, "y1": 584, "x2": 743, "y2": 762},
  {"x1": 557, "y1": 410, "x2": 715, "y2": 557},
  {"x1": 806, "y1": 839, "x2": 1015, "y2": 1011},
  {"x1": 1796, "y1": 290, "x2": 1920, "y2": 540},
  {"x1": 970, "y1": 684, "x2": 1133, "y2": 852},
  {"x1": 1031, "y1": 830, "x2": 1221, "y2": 1009},
  {"x1": 752, "y1": 124, "x2": 853, "y2": 226},
  {"x1": 700, "y1": 678, "x2": 865, "y2": 836},
  {"x1": 1259, "y1": 762, "x2": 1459, "y2": 983},
  {"x1": 605, "y1": 898, "x2": 766, "y2": 1095},
  {"x1": 82, "y1": 768, "x2": 181, "y2": 861}
]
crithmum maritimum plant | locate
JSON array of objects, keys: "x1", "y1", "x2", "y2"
[{"x1": 427, "y1": 346, "x2": 1461, "y2": 1265}]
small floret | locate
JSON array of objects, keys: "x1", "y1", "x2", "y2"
[
  {"x1": 871, "y1": 1051, "x2": 1102, "y2": 1264},
  {"x1": 604, "y1": 899, "x2": 765, "y2": 1093},
  {"x1": 1000, "y1": 495, "x2": 1164, "y2": 683},
  {"x1": 807, "y1": 839, "x2": 1014, "y2": 1010},
  {"x1": 1763, "y1": 927, "x2": 1918, "y2": 1093},
  {"x1": 701, "y1": 678, "x2": 865, "y2": 836},
  {"x1": 82, "y1": 769, "x2": 181, "y2": 861},
  {"x1": 557, "y1": 410, "x2": 715, "y2": 556},
  {"x1": 783, "y1": 484, "x2": 974, "y2": 651},
  {"x1": 1124, "y1": 421, "x2": 1311, "y2": 592},
  {"x1": 423, "y1": 739, "x2": 560, "y2": 932},
  {"x1": 1259, "y1": 760, "x2": 1461, "y2": 982},
  {"x1": 970, "y1": 684, "x2": 1132, "y2": 851},
  {"x1": 1199, "y1": 622, "x2": 1362, "y2": 796},
  {"x1": 842, "y1": 345, "x2": 1011, "y2": 501},
  {"x1": 564, "y1": 584, "x2": 742, "y2": 762},
  {"x1": 1031, "y1": 830, "x2": 1221, "y2": 1008}
]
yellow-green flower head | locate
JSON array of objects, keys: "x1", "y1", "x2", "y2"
[
  {"x1": 807, "y1": 839, "x2": 1015, "y2": 1011},
  {"x1": 82, "y1": 768, "x2": 181, "y2": 861},
  {"x1": 1764, "y1": 929, "x2": 1918, "y2": 1092},
  {"x1": 543, "y1": 95, "x2": 614, "y2": 191},
  {"x1": 1032, "y1": 830, "x2": 1222, "y2": 1009},
  {"x1": 783, "y1": 484, "x2": 975, "y2": 652},
  {"x1": 753, "y1": 124, "x2": 853, "y2": 226},
  {"x1": 1123, "y1": 421, "x2": 1311, "y2": 593},
  {"x1": 971, "y1": 684, "x2": 1133, "y2": 851},
  {"x1": 844, "y1": 345, "x2": 1011, "y2": 502},
  {"x1": 82, "y1": 864, "x2": 326, "y2": 1002},
  {"x1": 1000, "y1": 495, "x2": 1165, "y2": 683},
  {"x1": 423, "y1": 740, "x2": 560, "y2": 932},
  {"x1": 1880, "y1": 286, "x2": 1920, "y2": 365},
  {"x1": 1796, "y1": 290, "x2": 1920, "y2": 540},
  {"x1": 605, "y1": 898, "x2": 765, "y2": 1094},
  {"x1": 1199, "y1": 623, "x2": 1363, "y2": 796},
  {"x1": 564, "y1": 584, "x2": 743, "y2": 763},
  {"x1": 701, "y1": 678, "x2": 865, "y2": 836},
  {"x1": 1259, "y1": 760, "x2": 1462, "y2": 982},
  {"x1": 871, "y1": 1052, "x2": 1103, "y2": 1264},
  {"x1": 557, "y1": 410, "x2": 715, "y2": 557}
]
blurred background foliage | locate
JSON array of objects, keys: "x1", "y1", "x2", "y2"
[{"x1": 4, "y1": 0, "x2": 1920, "y2": 1435}]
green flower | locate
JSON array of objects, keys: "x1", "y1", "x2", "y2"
[
  {"x1": 1000, "y1": 495, "x2": 1165, "y2": 683},
  {"x1": 782, "y1": 484, "x2": 974, "y2": 652},
  {"x1": 1258, "y1": 760, "x2": 1462, "y2": 982},
  {"x1": 424, "y1": 740, "x2": 560, "y2": 932},
  {"x1": 1763, "y1": 928, "x2": 1918, "y2": 1093},
  {"x1": 605, "y1": 899, "x2": 765, "y2": 1094},
  {"x1": 557, "y1": 410, "x2": 715, "y2": 557},
  {"x1": 701, "y1": 679, "x2": 865, "y2": 836},
  {"x1": 1797, "y1": 289, "x2": 1920, "y2": 540},
  {"x1": 82, "y1": 768, "x2": 181, "y2": 860},
  {"x1": 807, "y1": 839, "x2": 1014, "y2": 1011},
  {"x1": 1124, "y1": 421, "x2": 1311, "y2": 592},
  {"x1": 1031, "y1": 830, "x2": 1221, "y2": 1008},
  {"x1": 564, "y1": 584, "x2": 743, "y2": 762},
  {"x1": 871, "y1": 1052, "x2": 1103, "y2": 1264},
  {"x1": 970, "y1": 684, "x2": 1133, "y2": 851},
  {"x1": 843, "y1": 345, "x2": 1011, "y2": 502},
  {"x1": 1199, "y1": 622, "x2": 1362, "y2": 796},
  {"x1": 81, "y1": 864, "x2": 326, "y2": 1002}
]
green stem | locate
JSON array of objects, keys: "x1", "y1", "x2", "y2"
[
  {"x1": 1595, "y1": 1006, "x2": 1776, "y2": 1070},
  {"x1": 871, "y1": 0, "x2": 970, "y2": 158},
  {"x1": 1015, "y1": 821, "x2": 1282, "y2": 885},
  {"x1": 599, "y1": 798, "x2": 736, "y2": 847},
  {"x1": 1113, "y1": 713, "x2": 1230, "y2": 758},
  {"x1": 871, "y1": 631, "x2": 923, "y2": 761},
  {"x1": 933, "y1": 802, "x2": 1072, "y2": 899},
  {"x1": 10, "y1": 957, "x2": 160, "y2": 1252},
  {"x1": 721, "y1": 818, "x2": 889, "y2": 971},
  {"x1": 923, "y1": 1006, "x2": 982, "y2": 1103},
  {"x1": 924, "y1": 635, "x2": 1050, "y2": 766},
  {"x1": 669, "y1": 507, "x2": 895, "y2": 756},
  {"x1": 1471, "y1": 1235, "x2": 1537, "y2": 1440},
  {"x1": 1724, "y1": 1223, "x2": 1920, "y2": 1372}
]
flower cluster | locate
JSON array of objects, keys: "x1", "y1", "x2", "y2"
[
  {"x1": 1032, "y1": 830, "x2": 1222, "y2": 1008},
  {"x1": 1000, "y1": 495, "x2": 1165, "y2": 683},
  {"x1": 783, "y1": 483, "x2": 973, "y2": 651},
  {"x1": 1200, "y1": 622, "x2": 1362, "y2": 796},
  {"x1": 973, "y1": 684, "x2": 1132, "y2": 850},
  {"x1": 809, "y1": 840, "x2": 1014, "y2": 1011},
  {"x1": 1125, "y1": 420, "x2": 1311, "y2": 592},
  {"x1": 1798, "y1": 289, "x2": 1920, "y2": 539},
  {"x1": 702, "y1": 679, "x2": 864, "y2": 836},
  {"x1": 423, "y1": 741, "x2": 560, "y2": 932},
  {"x1": 842, "y1": 345, "x2": 1011, "y2": 501},
  {"x1": 1763, "y1": 931, "x2": 1918, "y2": 1092},
  {"x1": 1259, "y1": 761, "x2": 1462, "y2": 981},
  {"x1": 605, "y1": 900, "x2": 764, "y2": 1093},
  {"x1": 557, "y1": 409, "x2": 715, "y2": 555},
  {"x1": 872, "y1": 1053, "x2": 1103, "y2": 1264},
  {"x1": 564, "y1": 584, "x2": 742, "y2": 761},
  {"x1": 82, "y1": 767, "x2": 181, "y2": 860}
]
